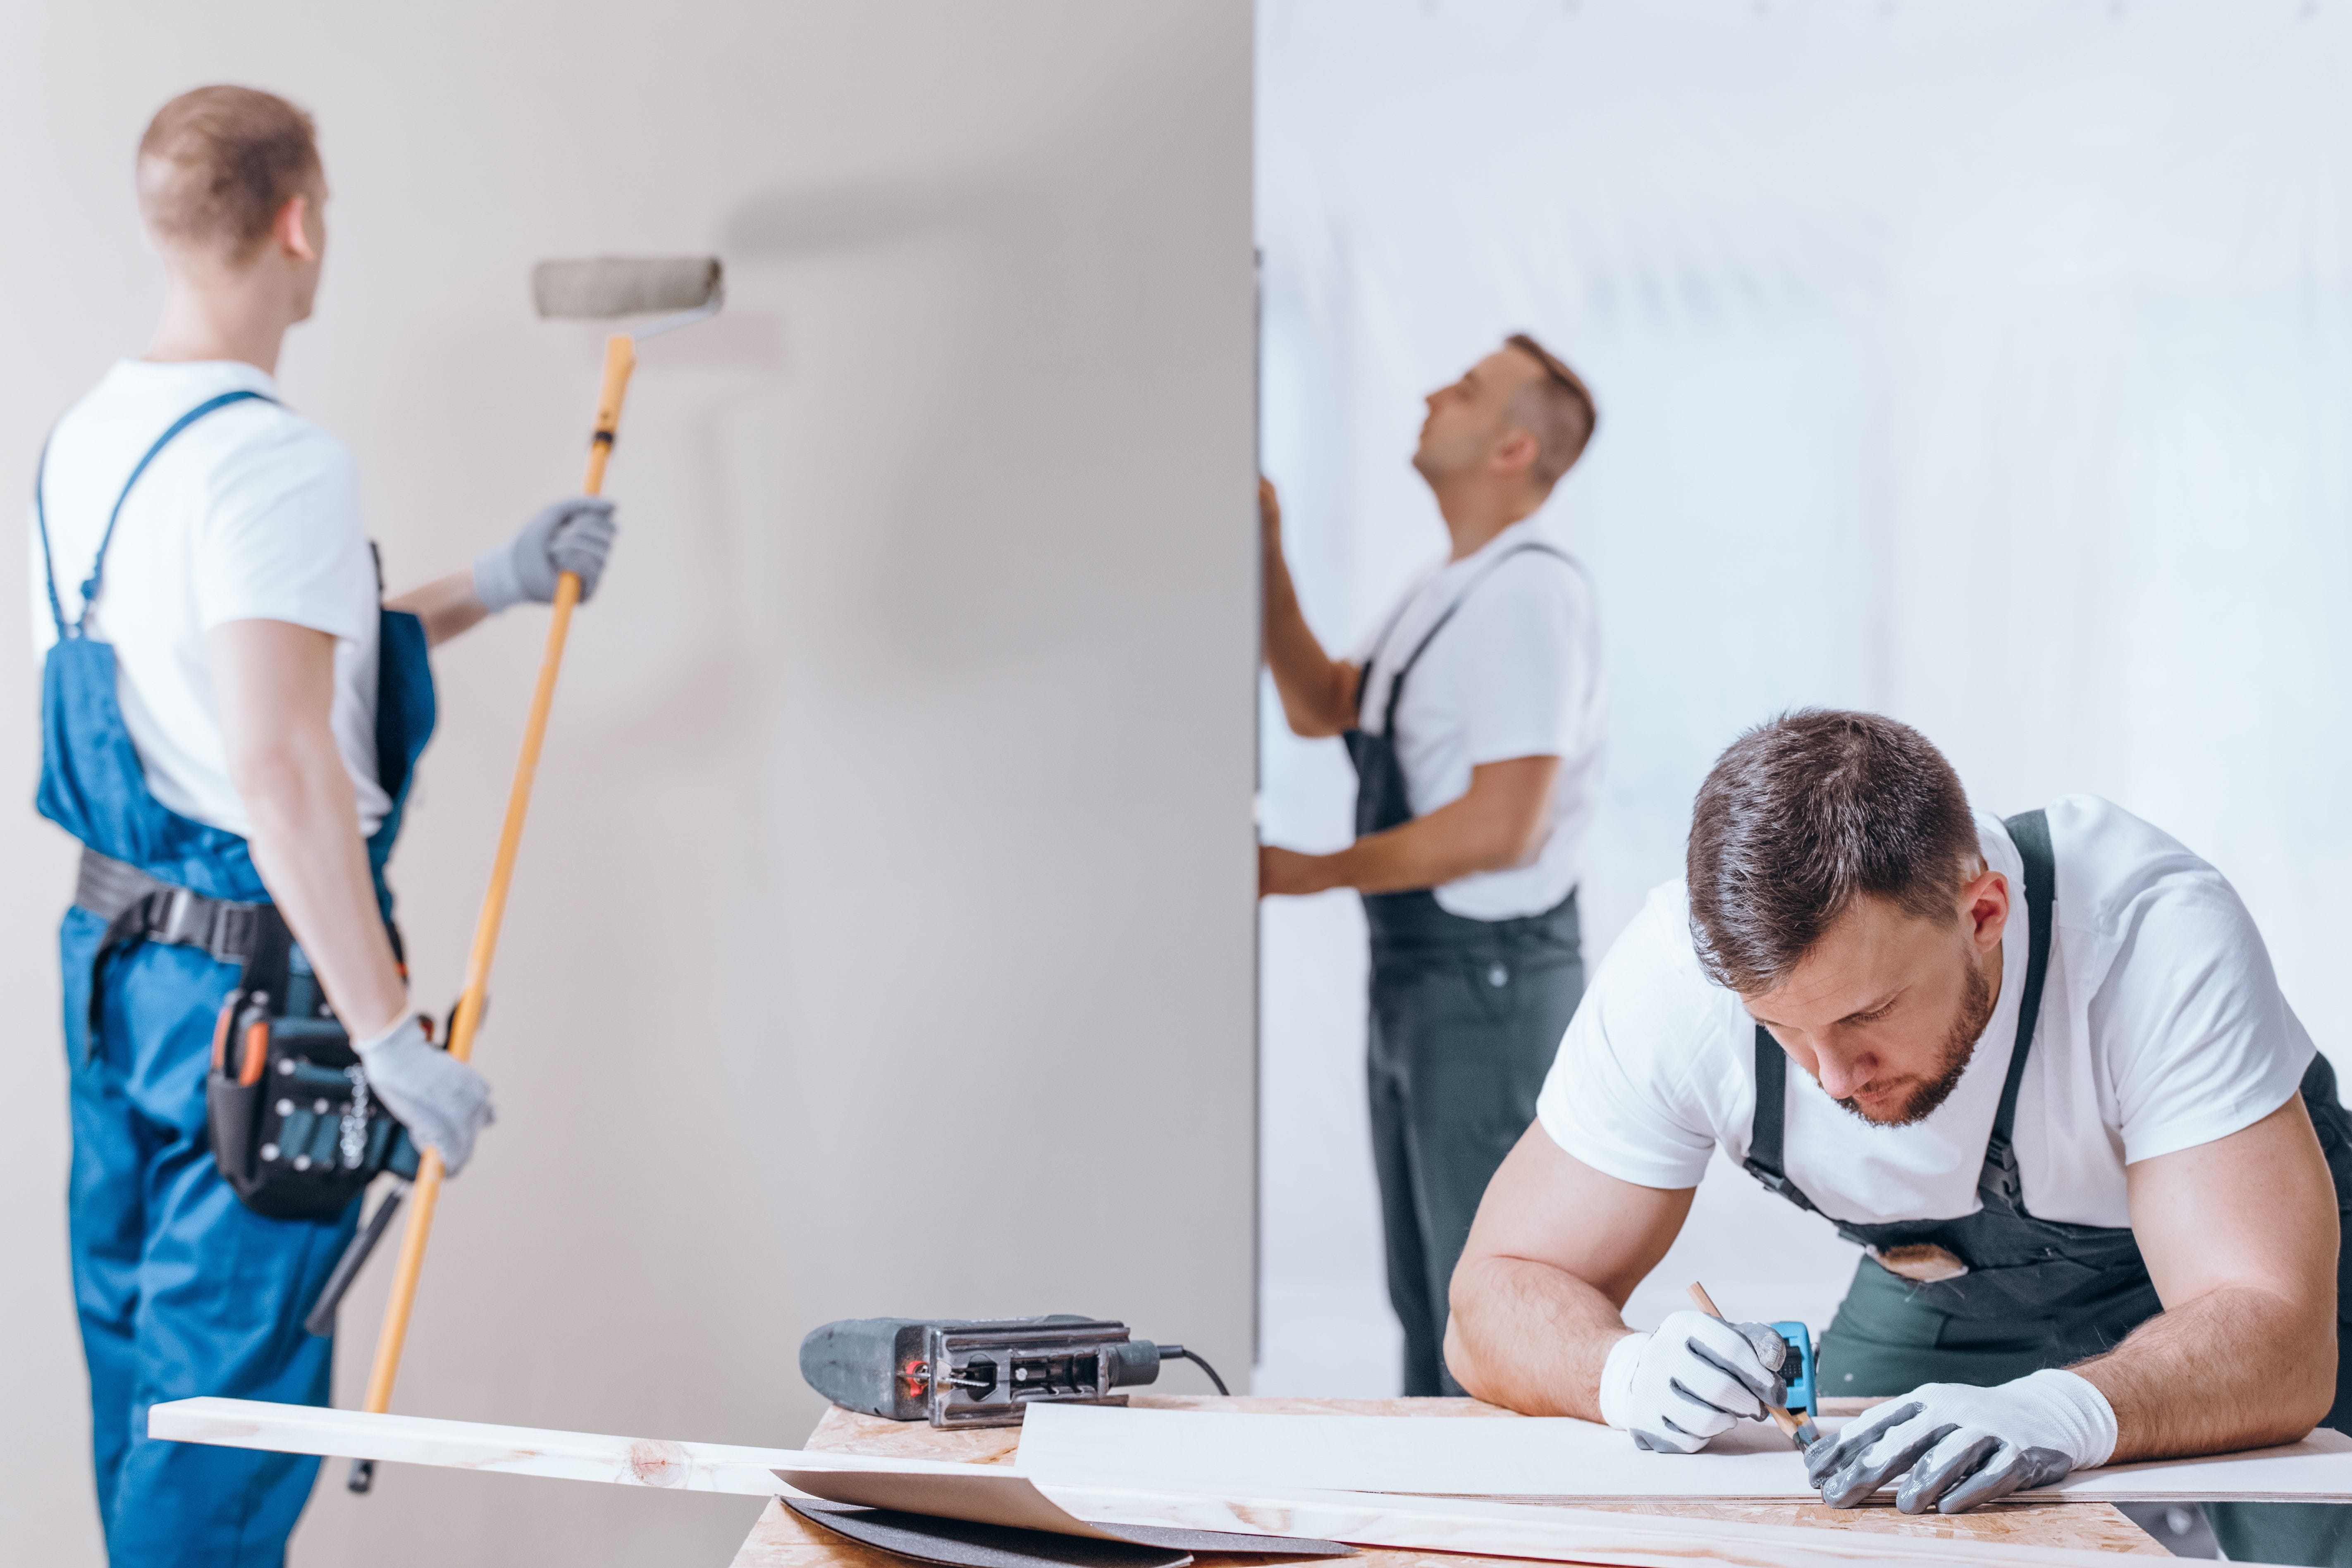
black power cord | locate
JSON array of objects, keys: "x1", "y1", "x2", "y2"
[{"x1": 1154, "y1": 1344, "x2": 1230, "y2": 1395}]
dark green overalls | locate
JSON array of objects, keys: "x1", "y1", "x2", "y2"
[
  {"x1": 1744, "y1": 810, "x2": 2352, "y2": 1562},
  {"x1": 1344, "y1": 541, "x2": 1586, "y2": 1397}
]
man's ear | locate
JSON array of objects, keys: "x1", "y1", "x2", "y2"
[
  {"x1": 1490, "y1": 427, "x2": 1539, "y2": 478},
  {"x1": 1960, "y1": 860, "x2": 2008, "y2": 956},
  {"x1": 275, "y1": 194, "x2": 317, "y2": 263}
]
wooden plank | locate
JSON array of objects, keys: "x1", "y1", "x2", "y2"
[
  {"x1": 146, "y1": 1397, "x2": 991, "y2": 1496},
  {"x1": 733, "y1": 1488, "x2": 2193, "y2": 1568},
  {"x1": 1034, "y1": 1477, "x2": 2203, "y2": 1568}
]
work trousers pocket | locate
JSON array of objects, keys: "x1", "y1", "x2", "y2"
[{"x1": 1372, "y1": 945, "x2": 1584, "y2": 1148}]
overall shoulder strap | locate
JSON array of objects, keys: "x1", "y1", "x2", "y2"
[
  {"x1": 64, "y1": 388, "x2": 273, "y2": 635},
  {"x1": 34, "y1": 432, "x2": 66, "y2": 638},
  {"x1": 1988, "y1": 808, "x2": 2056, "y2": 1150},
  {"x1": 1352, "y1": 591, "x2": 1420, "y2": 721},
  {"x1": 1375, "y1": 541, "x2": 1580, "y2": 737},
  {"x1": 1743, "y1": 1024, "x2": 1822, "y2": 1214}
]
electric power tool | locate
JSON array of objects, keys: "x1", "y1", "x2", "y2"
[{"x1": 801, "y1": 1315, "x2": 1229, "y2": 1429}]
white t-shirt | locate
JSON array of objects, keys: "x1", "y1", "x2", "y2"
[
  {"x1": 1537, "y1": 796, "x2": 2314, "y2": 1229},
  {"x1": 29, "y1": 359, "x2": 389, "y2": 838},
  {"x1": 1354, "y1": 517, "x2": 1605, "y2": 921}
]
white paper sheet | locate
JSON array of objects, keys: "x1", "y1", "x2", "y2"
[{"x1": 1013, "y1": 1405, "x2": 2352, "y2": 1503}]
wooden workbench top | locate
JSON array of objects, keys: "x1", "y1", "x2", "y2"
[{"x1": 729, "y1": 1396, "x2": 2165, "y2": 1565}]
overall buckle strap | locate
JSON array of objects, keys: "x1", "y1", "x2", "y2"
[
  {"x1": 74, "y1": 848, "x2": 272, "y2": 969},
  {"x1": 1983, "y1": 809, "x2": 2057, "y2": 1173},
  {"x1": 35, "y1": 387, "x2": 275, "y2": 638},
  {"x1": 1745, "y1": 1023, "x2": 1824, "y2": 1216}
]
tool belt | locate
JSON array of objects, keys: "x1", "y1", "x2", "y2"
[{"x1": 76, "y1": 849, "x2": 419, "y2": 1222}]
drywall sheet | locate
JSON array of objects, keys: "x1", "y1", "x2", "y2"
[{"x1": 1014, "y1": 1405, "x2": 2352, "y2": 1504}]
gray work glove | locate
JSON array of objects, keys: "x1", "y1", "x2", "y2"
[
  {"x1": 473, "y1": 496, "x2": 618, "y2": 613},
  {"x1": 1597, "y1": 1310, "x2": 1789, "y2": 1454},
  {"x1": 1804, "y1": 1370, "x2": 2117, "y2": 1513},
  {"x1": 355, "y1": 1014, "x2": 496, "y2": 1176}
]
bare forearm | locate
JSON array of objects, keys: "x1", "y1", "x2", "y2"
[
  {"x1": 237, "y1": 743, "x2": 408, "y2": 1041},
  {"x1": 387, "y1": 568, "x2": 489, "y2": 647},
  {"x1": 1445, "y1": 1255, "x2": 1629, "y2": 1417},
  {"x1": 1273, "y1": 764, "x2": 1554, "y2": 895},
  {"x1": 1262, "y1": 542, "x2": 1356, "y2": 737},
  {"x1": 2075, "y1": 1285, "x2": 2336, "y2": 1462},
  {"x1": 1335, "y1": 809, "x2": 1518, "y2": 891}
]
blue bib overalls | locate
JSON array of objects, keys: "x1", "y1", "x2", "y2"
[{"x1": 35, "y1": 390, "x2": 436, "y2": 1566}]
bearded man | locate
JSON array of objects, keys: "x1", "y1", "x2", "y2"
[{"x1": 1447, "y1": 710, "x2": 2352, "y2": 1566}]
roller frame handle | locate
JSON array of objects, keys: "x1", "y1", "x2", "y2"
[{"x1": 357, "y1": 334, "x2": 638, "y2": 1440}]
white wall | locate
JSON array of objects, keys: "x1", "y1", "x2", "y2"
[
  {"x1": 1257, "y1": 0, "x2": 2352, "y2": 1394},
  {"x1": 0, "y1": 6, "x2": 1256, "y2": 1563}
]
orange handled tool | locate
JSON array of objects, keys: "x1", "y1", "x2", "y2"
[
  {"x1": 357, "y1": 334, "x2": 636, "y2": 1430},
  {"x1": 349, "y1": 258, "x2": 719, "y2": 1492}
]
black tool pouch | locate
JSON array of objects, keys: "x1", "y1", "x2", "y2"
[{"x1": 204, "y1": 919, "x2": 418, "y2": 1221}]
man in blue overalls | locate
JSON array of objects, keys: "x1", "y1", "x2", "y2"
[
  {"x1": 1448, "y1": 710, "x2": 2352, "y2": 1565},
  {"x1": 1260, "y1": 334, "x2": 1604, "y2": 1396},
  {"x1": 31, "y1": 86, "x2": 620, "y2": 1565}
]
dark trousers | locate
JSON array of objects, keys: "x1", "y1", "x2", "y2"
[
  {"x1": 1366, "y1": 889, "x2": 1583, "y2": 1396},
  {"x1": 1822, "y1": 1255, "x2": 2352, "y2": 1566}
]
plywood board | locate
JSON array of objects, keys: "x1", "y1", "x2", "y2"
[
  {"x1": 1028, "y1": 1477, "x2": 2227, "y2": 1568},
  {"x1": 1014, "y1": 1403, "x2": 2352, "y2": 1504}
]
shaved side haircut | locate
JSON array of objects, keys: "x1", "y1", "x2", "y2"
[
  {"x1": 1503, "y1": 332, "x2": 1598, "y2": 489},
  {"x1": 1686, "y1": 710, "x2": 1980, "y2": 994},
  {"x1": 137, "y1": 86, "x2": 320, "y2": 262}
]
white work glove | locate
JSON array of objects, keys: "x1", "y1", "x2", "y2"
[
  {"x1": 355, "y1": 1014, "x2": 496, "y2": 1176},
  {"x1": 1597, "y1": 1311, "x2": 1789, "y2": 1454},
  {"x1": 1805, "y1": 1370, "x2": 2117, "y2": 1513},
  {"x1": 473, "y1": 496, "x2": 618, "y2": 613}
]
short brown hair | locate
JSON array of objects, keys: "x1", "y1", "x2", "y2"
[
  {"x1": 137, "y1": 86, "x2": 320, "y2": 262},
  {"x1": 1686, "y1": 710, "x2": 1979, "y2": 993},
  {"x1": 1503, "y1": 332, "x2": 1597, "y2": 488}
]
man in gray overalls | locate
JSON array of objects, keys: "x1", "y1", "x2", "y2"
[
  {"x1": 1447, "y1": 710, "x2": 2352, "y2": 1565},
  {"x1": 1261, "y1": 334, "x2": 1604, "y2": 1396}
]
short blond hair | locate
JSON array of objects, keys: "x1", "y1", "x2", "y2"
[{"x1": 137, "y1": 86, "x2": 320, "y2": 262}]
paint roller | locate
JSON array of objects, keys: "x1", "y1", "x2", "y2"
[{"x1": 344, "y1": 255, "x2": 724, "y2": 1494}]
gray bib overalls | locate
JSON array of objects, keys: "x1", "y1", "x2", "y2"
[{"x1": 1746, "y1": 810, "x2": 2352, "y2": 1563}]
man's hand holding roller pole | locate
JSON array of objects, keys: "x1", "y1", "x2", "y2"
[{"x1": 351, "y1": 498, "x2": 618, "y2": 1174}]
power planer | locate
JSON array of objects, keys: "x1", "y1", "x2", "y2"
[{"x1": 802, "y1": 1315, "x2": 1229, "y2": 1429}]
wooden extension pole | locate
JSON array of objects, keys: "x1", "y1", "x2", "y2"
[{"x1": 362, "y1": 333, "x2": 639, "y2": 1417}]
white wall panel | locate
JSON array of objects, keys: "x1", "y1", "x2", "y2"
[{"x1": 0, "y1": 6, "x2": 1256, "y2": 1562}]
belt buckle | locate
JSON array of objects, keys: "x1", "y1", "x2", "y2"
[
  {"x1": 215, "y1": 905, "x2": 256, "y2": 960},
  {"x1": 157, "y1": 888, "x2": 196, "y2": 945}
]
